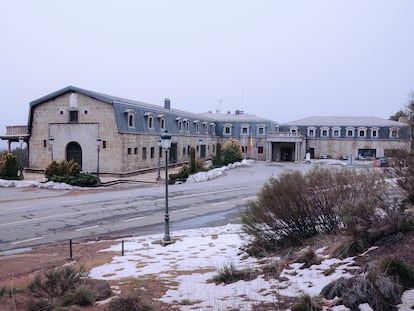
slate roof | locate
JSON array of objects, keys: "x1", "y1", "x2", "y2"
[
  {"x1": 198, "y1": 112, "x2": 277, "y2": 123},
  {"x1": 283, "y1": 116, "x2": 408, "y2": 127}
]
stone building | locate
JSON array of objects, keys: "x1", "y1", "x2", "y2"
[
  {"x1": 280, "y1": 116, "x2": 411, "y2": 160},
  {"x1": 1, "y1": 86, "x2": 411, "y2": 177}
]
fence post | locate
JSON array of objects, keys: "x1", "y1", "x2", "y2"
[{"x1": 69, "y1": 239, "x2": 73, "y2": 259}]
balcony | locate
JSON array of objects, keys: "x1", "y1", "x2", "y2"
[{"x1": 0, "y1": 125, "x2": 29, "y2": 142}]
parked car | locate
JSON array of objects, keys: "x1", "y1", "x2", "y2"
[{"x1": 375, "y1": 157, "x2": 389, "y2": 167}]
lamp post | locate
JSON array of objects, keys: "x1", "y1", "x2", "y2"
[
  {"x1": 49, "y1": 136, "x2": 54, "y2": 162},
  {"x1": 96, "y1": 137, "x2": 102, "y2": 181},
  {"x1": 18, "y1": 136, "x2": 23, "y2": 178},
  {"x1": 157, "y1": 138, "x2": 162, "y2": 181},
  {"x1": 160, "y1": 130, "x2": 172, "y2": 244}
]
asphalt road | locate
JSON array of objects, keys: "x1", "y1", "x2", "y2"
[{"x1": 0, "y1": 162, "x2": 313, "y2": 253}]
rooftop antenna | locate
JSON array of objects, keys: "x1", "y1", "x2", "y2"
[
  {"x1": 216, "y1": 99, "x2": 222, "y2": 113},
  {"x1": 241, "y1": 88, "x2": 244, "y2": 112}
]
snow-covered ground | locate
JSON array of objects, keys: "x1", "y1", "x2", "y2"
[{"x1": 89, "y1": 224, "x2": 414, "y2": 311}]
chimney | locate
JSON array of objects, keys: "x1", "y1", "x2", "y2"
[{"x1": 164, "y1": 98, "x2": 171, "y2": 110}]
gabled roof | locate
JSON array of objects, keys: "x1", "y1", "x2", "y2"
[
  {"x1": 198, "y1": 112, "x2": 277, "y2": 124},
  {"x1": 27, "y1": 86, "x2": 215, "y2": 133},
  {"x1": 283, "y1": 116, "x2": 408, "y2": 127}
]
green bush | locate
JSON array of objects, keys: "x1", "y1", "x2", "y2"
[
  {"x1": 222, "y1": 138, "x2": 243, "y2": 165},
  {"x1": 61, "y1": 286, "x2": 95, "y2": 306},
  {"x1": 45, "y1": 160, "x2": 98, "y2": 187},
  {"x1": 28, "y1": 266, "x2": 88, "y2": 298},
  {"x1": 209, "y1": 262, "x2": 257, "y2": 285},
  {"x1": 0, "y1": 152, "x2": 18, "y2": 178},
  {"x1": 379, "y1": 257, "x2": 414, "y2": 289}
]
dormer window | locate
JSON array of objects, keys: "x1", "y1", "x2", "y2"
[
  {"x1": 332, "y1": 127, "x2": 341, "y2": 137},
  {"x1": 128, "y1": 114, "x2": 134, "y2": 127},
  {"x1": 389, "y1": 127, "x2": 399, "y2": 138},
  {"x1": 125, "y1": 109, "x2": 135, "y2": 127},
  {"x1": 358, "y1": 127, "x2": 367, "y2": 137},
  {"x1": 223, "y1": 123, "x2": 232, "y2": 135},
  {"x1": 178, "y1": 120, "x2": 183, "y2": 131},
  {"x1": 160, "y1": 118, "x2": 166, "y2": 129},
  {"x1": 307, "y1": 126, "x2": 316, "y2": 137},
  {"x1": 183, "y1": 119, "x2": 190, "y2": 132},
  {"x1": 346, "y1": 127, "x2": 355, "y2": 137},
  {"x1": 289, "y1": 126, "x2": 298, "y2": 135},
  {"x1": 257, "y1": 125, "x2": 266, "y2": 136},
  {"x1": 320, "y1": 127, "x2": 329, "y2": 137},
  {"x1": 194, "y1": 120, "x2": 200, "y2": 133},
  {"x1": 241, "y1": 125, "x2": 249, "y2": 135},
  {"x1": 370, "y1": 127, "x2": 379, "y2": 138},
  {"x1": 144, "y1": 112, "x2": 154, "y2": 129},
  {"x1": 210, "y1": 123, "x2": 216, "y2": 135}
]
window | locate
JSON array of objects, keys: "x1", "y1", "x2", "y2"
[
  {"x1": 195, "y1": 122, "x2": 200, "y2": 133},
  {"x1": 134, "y1": 147, "x2": 138, "y2": 155},
  {"x1": 128, "y1": 114, "x2": 134, "y2": 127},
  {"x1": 186, "y1": 120, "x2": 190, "y2": 132},
  {"x1": 142, "y1": 147, "x2": 147, "y2": 160},
  {"x1": 150, "y1": 147, "x2": 155, "y2": 159},
  {"x1": 320, "y1": 127, "x2": 329, "y2": 137},
  {"x1": 69, "y1": 110, "x2": 78, "y2": 122},
  {"x1": 289, "y1": 127, "x2": 298, "y2": 135},
  {"x1": 43, "y1": 140, "x2": 47, "y2": 148},
  {"x1": 258, "y1": 146, "x2": 264, "y2": 154},
  {"x1": 332, "y1": 127, "x2": 341, "y2": 137},
  {"x1": 127, "y1": 148, "x2": 132, "y2": 155},
  {"x1": 370, "y1": 127, "x2": 379, "y2": 138},
  {"x1": 346, "y1": 127, "x2": 355, "y2": 137},
  {"x1": 204, "y1": 123, "x2": 209, "y2": 134},
  {"x1": 333, "y1": 129, "x2": 340, "y2": 137},
  {"x1": 102, "y1": 140, "x2": 107, "y2": 149},
  {"x1": 84, "y1": 110, "x2": 88, "y2": 114},
  {"x1": 257, "y1": 127, "x2": 265, "y2": 135},
  {"x1": 357, "y1": 127, "x2": 367, "y2": 137},
  {"x1": 178, "y1": 120, "x2": 183, "y2": 131},
  {"x1": 223, "y1": 124, "x2": 232, "y2": 135},
  {"x1": 307, "y1": 127, "x2": 316, "y2": 137},
  {"x1": 182, "y1": 147, "x2": 186, "y2": 155},
  {"x1": 211, "y1": 123, "x2": 216, "y2": 134},
  {"x1": 160, "y1": 118, "x2": 166, "y2": 130},
  {"x1": 148, "y1": 116, "x2": 154, "y2": 129}
]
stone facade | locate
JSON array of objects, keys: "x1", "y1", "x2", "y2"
[{"x1": 1, "y1": 87, "x2": 411, "y2": 176}]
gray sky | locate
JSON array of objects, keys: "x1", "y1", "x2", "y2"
[{"x1": 1, "y1": 1, "x2": 414, "y2": 150}]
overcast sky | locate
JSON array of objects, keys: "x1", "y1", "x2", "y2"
[{"x1": 1, "y1": 1, "x2": 414, "y2": 149}]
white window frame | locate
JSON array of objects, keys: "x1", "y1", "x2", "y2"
[
  {"x1": 307, "y1": 126, "x2": 316, "y2": 137},
  {"x1": 370, "y1": 127, "x2": 379, "y2": 138},
  {"x1": 346, "y1": 127, "x2": 355, "y2": 137},
  {"x1": 357, "y1": 127, "x2": 367, "y2": 137},
  {"x1": 332, "y1": 127, "x2": 341, "y2": 137},
  {"x1": 223, "y1": 123, "x2": 233, "y2": 136},
  {"x1": 389, "y1": 127, "x2": 399, "y2": 138},
  {"x1": 257, "y1": 125, "x2": 266, "y2": 136},
  {"x1": 289, "y1": 126, "x2": 298, "y2": 135},
  {"x1": 320, "y1": 127, "x2": 330, "y2": 137}
]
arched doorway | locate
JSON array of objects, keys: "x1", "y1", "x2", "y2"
[{"x1": 66, "y1": 141, "x2": 82, "y2": 168}]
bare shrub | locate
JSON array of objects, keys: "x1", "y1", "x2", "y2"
[
  {"x1": 241, "y1": 168, "x2": 386, "y2": 255},
  {"x1": 295, "y1": 247, "x2": 321, "y2": 268}
]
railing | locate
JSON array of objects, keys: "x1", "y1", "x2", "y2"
[{"x1": 5, "y1": 125, "x2": 28, "y2": 136}]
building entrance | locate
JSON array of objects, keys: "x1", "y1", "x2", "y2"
[{"x1": 66, "y1": 141, "x2": 82, "y2": 168}]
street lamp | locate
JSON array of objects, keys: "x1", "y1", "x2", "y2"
[
  {"x1": 157, "y1": 138, "x2": 162, "y2": 181},
  {"x1": 49, "y1": 136, "x2": 54, "y2": 161},
  {"x1": 96, "y1": 137, "x2": 102, "y2": 181},
  {"x1": 18, "y1": 136, "x2": 23, "y2": 178},
  {"x1": 160, "y1": 130, "x2": 172, "y2": 244}
]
